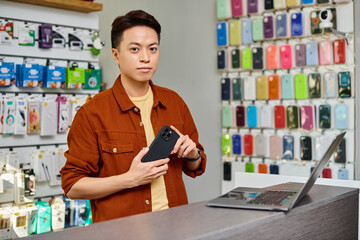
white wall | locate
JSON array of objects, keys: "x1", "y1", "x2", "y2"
[{"x1": 96, "y1": 0, "x2": 221, "y2": 203}]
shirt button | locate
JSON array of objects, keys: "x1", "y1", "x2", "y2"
[
  {"x1": 145, "y1": 200, "x2": 150, "y2": 205},
  {"x1": 113, "y1": 148, "x2": 117, "y2": 153},
  {"x1": 134, "y1": 107, "x2": 139, "y2": 112},
  {"x1": 139, "y1": 122, "x2": 143, "y2": 127}
]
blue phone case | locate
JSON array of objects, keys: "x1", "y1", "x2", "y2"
[
  {"x1": 232, "y1": 134, "x2": 242, "y2": 155},
  {"x1": 338, "y1": 169, "x2": 349, "y2": 180},
  {"x1": 276, "y1": 13, "x2": 288, "y2": 38},
  {"x1": 221, "y1": 78, "x2": 231, "y2": 100},
  {"x1": 334, "y1": 104, "x2": 348, "y2": 129},
  {"x1": 217, "y1": 22, "x2": 228, "y2": 46},
  {"x1": 291, "y1": 12, "x2": 303, "y2": 37},
  {"x1": 302, "y1": 0, "x2": 315, "y2": 4},
  {"x1": 282, "y1": 135, "x2": 294, "y2": 160},
  {"x1": 270, "y1": 164, "x2": 279, "y2": 174},
  {"x1": 241, "y1": 19, "x2": 253, "y2": 44},
  {"x1": 306, "y1": 42, "x2": 319, "y2": 66},
  {"x1": 281, "y1": 74, "x2": 294, "y2": 99},
  {"x1": 217, "y1": 50, "x2": 226, "y2": 70},
  {"x1": 247, "y1": 105, "x2": 257, "y2": 128}
]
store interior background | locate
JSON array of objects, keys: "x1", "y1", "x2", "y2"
[{"x1": 96, "y1": 0, "x2": 221, "y2": 203}]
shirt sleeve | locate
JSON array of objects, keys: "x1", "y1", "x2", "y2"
[
  {"x1": 180, "y1": 100, "x2": 207, "y2": 178},
  {"x1": 60, "y1": 107, "x2": 100, "y2": 195}
]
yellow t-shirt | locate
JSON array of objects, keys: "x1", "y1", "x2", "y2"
[{"x1": 130, "y1": 86, "x2": 169, "y2": 211}]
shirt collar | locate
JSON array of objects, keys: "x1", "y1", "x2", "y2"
[{"x1": 112, "y1": 75, "x2": 168, "y2": 112}]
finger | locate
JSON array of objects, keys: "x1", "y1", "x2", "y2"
[
  {"x1": 170, "y1": 125, "x2": 183, "y2": 137},
  {"x1": 177, "y1": 136, "x2": 190, "y2": 157},
  {"x1": 182, "y1": 143, "x2": 196, "y2": 158},
  {"x1": 151, "y1": 158, "x2": 170, "y2": 167},
  {"x1": 173, "y1": 135, "x2": 186, "y2": 154},
  {"x1": 133, "y1": 147, "x2": 149, "y2": 162}
]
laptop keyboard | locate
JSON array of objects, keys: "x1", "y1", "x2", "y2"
[{"x1": 246, "y1": 190, "x2": 296, "y2": 206}]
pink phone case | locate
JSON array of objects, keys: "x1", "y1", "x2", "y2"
[
  {"x1": 266, "y1": 45, "x2": 279, "y2": 69},
  {"x1": 319, "y1": 40, "x2": 333, "y2": 65},
  {"x1": 280, "y1": 45, "x2": 293, "y2": 69},
  {"x1": 231, "y1": 0, "x2": 244, "y2": 17},
  {"x1": 269, "y1": 135, "x2": 282, "y2": 160},
  {"x1": 300, "y1": 105, "x2": 314, "y2": 130}
]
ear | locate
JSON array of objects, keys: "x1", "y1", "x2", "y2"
[{"x1": 112, "y1": 48, "x2": 120, "y2": 65}]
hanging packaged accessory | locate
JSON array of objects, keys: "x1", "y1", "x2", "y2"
[
  {"x1": 0, "y1": 20, "x2": 14, "y2": 45},
  {"x1": 84, "y1": 63, "x2": 101, "y2": 89},
  {"x1": 66, "y1": 62, "x2": 85, "y2": 88},
  {"x1": 38, "y1": 24, "x2": 53, "y2": 49},
  {"x1": 0, "y1": 61, "x2": 15, "y2": 87}
]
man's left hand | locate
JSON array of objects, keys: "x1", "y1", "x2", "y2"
[{"x1": 170, "y1": 125, "x2": 198, "y2": 159}]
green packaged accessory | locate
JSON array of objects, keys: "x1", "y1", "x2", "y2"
[{"x1": 84, "y1": 68, "x2": 101, "y2": 89}]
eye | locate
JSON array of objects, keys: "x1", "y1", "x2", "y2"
[
  {"x1": 150, "y1": 47, "x2": 158, "y2": 52},
  {"x1": 130, "y1": 47, "x2": 139, "y2": 52}
]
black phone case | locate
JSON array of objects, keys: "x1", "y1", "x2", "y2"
[
  {"x1": 141, "y1": 125, "x2": 180, "y2": 162},
  {"x1": 252, "y1": 47, "x2": 263, "y2": 70},
  {"x1": 264, "y1": 0, "x2": 274, "y2": 10},
  {"x1": 300, "y1": 136, "x2": 312, "y2": 161},
  {"x1": 223, "y1": 161, "x2": 232, "y2": 181}
]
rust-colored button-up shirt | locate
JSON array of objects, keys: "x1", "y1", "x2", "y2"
[{"x1": 60, "y1": 76, "x2": 207, "y2": 223}]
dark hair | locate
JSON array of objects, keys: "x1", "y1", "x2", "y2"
[{"x1": 111, "y1": 10, "x2": 161, "y2": 49}]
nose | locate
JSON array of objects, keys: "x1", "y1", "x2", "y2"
[{"x1": 140, "y1": 50, "x2": 150, "y2": 63}]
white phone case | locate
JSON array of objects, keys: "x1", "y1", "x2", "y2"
[
  {"x1": 255, "y1": 134, "x2": 268, "y2": 157},
  {"x1": 260, "y1": 105, "x2": 273, "y2": 128},
  {"x1": 243, "y1": 76, "x2": 256, "y2": 100}
]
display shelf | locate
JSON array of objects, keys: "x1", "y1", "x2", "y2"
[
  {"x1": 0, "y1": 134, "x2": 67, "y2": 148},
  {"x1": 7, "y1": 0, "x2": 103, "y2": 13},
  {"x1": 0, "y1": 85, "x2": 99, "y2": 95}
]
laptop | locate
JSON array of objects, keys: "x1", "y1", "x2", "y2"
[{"x1": 207, "y1": 132, "x2": 346, "y2": 212}]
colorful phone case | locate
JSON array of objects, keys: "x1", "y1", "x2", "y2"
[
  {"x1": 306, "y1": 42, "x2": 319, "y2": 66},
  {"x1": 295, "y1": 43, "x2": 306, "y2": 67},
  {"x1": 236, "y1": 105, "x2": 245, "y2": 127},
  {"x1": 300, "y1": 136, "x2": 312, "y2": 161},
  {"x1": 252, "y1": 16, "x2": 264, "y2": 41},
  {"x1": 294, "y1": 74, "x2": 308, "y2": 99},
  {"x1": 232, "y1": 133, "x2": 242, "y2": 155},
  {"x1": 333, "y1": 39, "x2": 346, "y2": 64},
  {"x1": 274, "y1": 105, "x2": 286, "y2": 129},
  {"x1": 266, "y1": 45, "x2": 279, "y2": 69},
  {"x1": 223, "y1": 161, "x2": 232, "y2": 181},
  {"x1": 247, "y1": 105, "x2": 258, "y2": 128},
  {"x1": 231, "y1": 0, "x2": 244, "y2": 17},
  {"x1": 222, "y1": 105, "x2": 233, "y2": 127},
  {"x1": 222, "y1": 133, "x2": 232, "y2": 155},
  {"x1": 243, "y1": 77, "x2": 256, "y2": 100},
  {"x1": 217, "y1": 50, "x2": 227, "y2": 70},
  {"x1": 274, "y1": 0, "x2": 286, "y2": 9},
  {"x1": 217, "y1": 0, "x2": 231, "y2": 19},
  {"x1": 286, "y1": 0, "x2": 300, "y2": 7},
  {"x1": 245, "y1": 161, "x2": 255, "y2": 172},
  {"x1": 334, "y1": 139, "x2": 346, "y2": 163},
  {"x1": 221, "y1": 78, "x2": 231, "y2": 100},
  {"x1": 286, "y1": 105, "x2": 299, "y2": 129},
  {"x1": 338, "y1": 71, "x2": 351, "y2": 98},
  {"x1": 300, "y1": 105, "x2": 315, "y2": 130},
  {"x1": 268, "y1": 75, "x2": 281, "y2": 99},
  {"x1": 258, "y1": 163, "x2": 268, "y2": 173},
  {"x1": 229, "y1": 20, "x2": 241, "y2": 46},
  {"x1": 302, "y1": 0, "x2": 315, "y2": 5},
  {"x1": 310, "y1": 10, "x2": 321, "y2": 35},
  {"x1": 280, "y1": 45, "x2": 293, "y2": 69},
  {"x1": 241, "y1": 19, "x2": 253, "y2": 44},
  {"x1": 241, "y1": 48, "x2": 252, "y2": 69},
  {"x1": 308, "y1": 73, "x2": 321, "y2": 98},
  {"x1": 322, "y1": 168, "x2": 332, "y2": 178},
  {"x1": 247, "y1": 0, "x2": 259, "y2": 14},
  {"x1": 252, "y1": 47, "x2": 263, "y2": 70},
  {"x1": 270, "y1": 164, "x2": 279, "y2": 174},
  {"x1": 264, "y1": 0, "x2": 274, "y2": 10},
  {"x1": 334, "y1": 104, "x2": 348, "y2": 129},
  {"x1": 291, "y1": 12, "x2": 303, "y2": 37},
  {"x1": 231, "y1": 49, "x2": 241, "y2": 69},
  {"x1": 319, "y1": 40, "x2": 333, "y2": 65},
  {"x1": 323, "y1": 72, "x2": 337, "y2": 98},
  {"x1": 269, "y1": 135, "x2": 282, "y2": 160},
  {"x1": 319, "y1": 104, "x2": 331, "y2": 129},
  {"x1": 338, "y1": 169, "x2": 349, "y2": 180},
  {"x1": 256, "y1": 75, "x2": 268, "y2": 100},
  {"x1": 281, "y1": 74, "x2": 294, "y2": 99},
  {"x1": 217, "y1": 22, "x2": 228, "y2": 46},
  {"x1": 255, "y1": 134, "x2": 267, "y2": 156},
  {"x1": 260, "y1": 105, "x2": 272, "y2": 128},
  {"x1": 276, "y1": 13, "x2": 288, "y2": 38},
  {"x1": 232, "y1": 77, "x2": 243, "y2": 100},
  {"x1": 263, "y1": 15, "x2": 274, "y2": 39},
  {"x1": 244, "y1": 134, "x2": 254, "y2": 155},
  {"x1": 283, "y1": 135, "x2": 294, "y2": 160}
]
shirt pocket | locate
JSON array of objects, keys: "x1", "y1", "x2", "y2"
[{"x1": 100, "y1": 142, "x2": 134, "y2": 176}]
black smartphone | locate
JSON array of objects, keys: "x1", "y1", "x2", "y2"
[
  {"x1": 300, "y1": 136, "x2": 312, "y2": 161},
  {"x1": 223, "y1": 161, "x2": 231, "y2": 181},
  {"x1": 141, "y1": 125, "x2": 180, "y2": 162}
]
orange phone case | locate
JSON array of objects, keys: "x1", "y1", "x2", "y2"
[
  {"x1": 266, "y1": 45, "x2": 279, "y2": 69},
  {"x1": 258, "y1": 163, "x2": 269, "y2": 173},
  {"x1": 268, "y1": 74, "x2": 281, "y2": 99}
]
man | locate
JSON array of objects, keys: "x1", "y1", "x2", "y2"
[{"x1": 60, "y1": 10, "x2": 207, "y2": 223}]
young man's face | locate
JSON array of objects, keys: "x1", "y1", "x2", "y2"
[{"x1": 112, "y1": 26, "x2": 159, "y2": 83}]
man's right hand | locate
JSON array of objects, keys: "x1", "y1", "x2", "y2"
[{"x1": 126, "y1": 147, "x2": 169, "y2": 187}]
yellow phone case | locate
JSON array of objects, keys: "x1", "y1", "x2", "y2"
[
  {"x1": 229, "y1": 20, "x2": 241, "y2": 46},
  {"x1": 256, "y1": 75, "x2": 269, "y2": 100}
]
